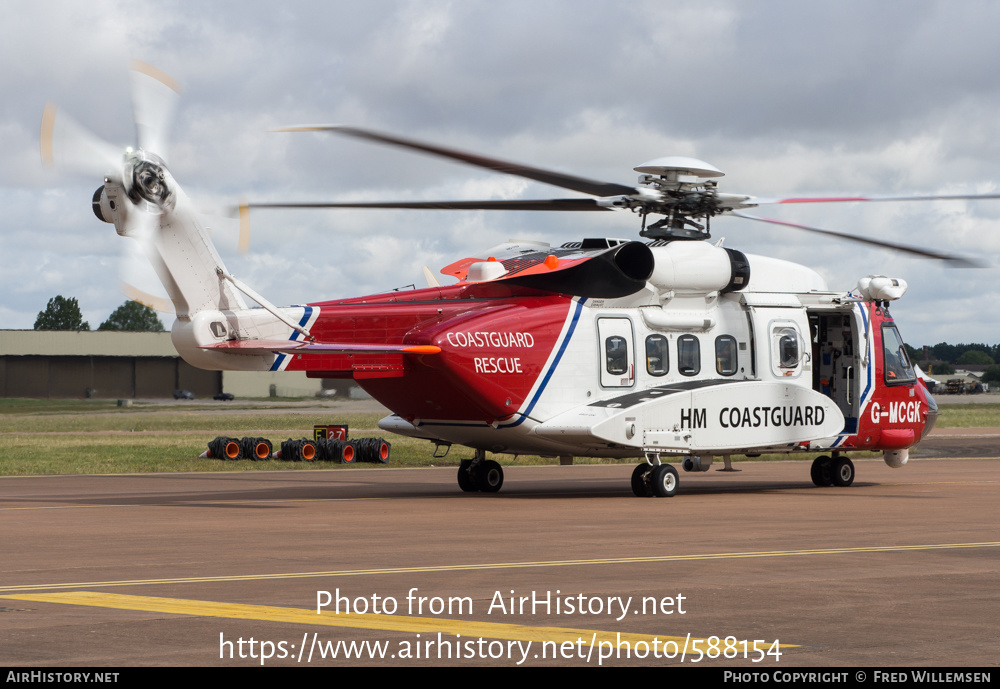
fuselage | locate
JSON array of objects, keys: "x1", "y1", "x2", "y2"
[{"x1": 206, "y1": 247, "x2": 934, "y2": 461}]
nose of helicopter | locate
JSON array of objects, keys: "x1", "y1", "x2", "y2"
[{"x1": 920, "y1": 385, "x2": 939, "y2": 440}]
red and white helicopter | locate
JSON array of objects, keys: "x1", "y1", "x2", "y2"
[{"x1": 45, "y1": 63, "x2": 992, "y2": 497}]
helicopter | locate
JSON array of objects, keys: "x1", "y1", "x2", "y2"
[{"x1": 44, "y1": 62, "x2": 990, "y2": 497}]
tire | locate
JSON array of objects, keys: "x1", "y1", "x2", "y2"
[
  {"x1": 300, "y1": 441, "x2": 317, "y2": 462},
  {"x1": 810, "y1": 456, "x2": 833, "y2": 487},
  {"x1": 631, "y1": 463, "x2": 653, "y2": 497},
  {"x1": 477, "y1": 460, "x2": 504, "y2": 493},
  {"x1": 652, "y1": 464, "x2": 679, "y2": 498},
  {"x1": 831, "y1": 457, "x2": 855, "y2": 487},
  {"x1": 457, "y1": 460, "x2": 476, "y2": 492}
]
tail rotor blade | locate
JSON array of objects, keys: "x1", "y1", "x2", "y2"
[
  {"x1": 237, "y1": 200, "x2": 251, "y2": 255},
  {"x1": 40, "y1": 103, "x2": 123, "y2": 178},
  {"x1": 130, "y1": 59, "x2": 181, "y2": 159},
  {"x1": 119, "y1": 280, "x2": 176, "y2": 314},
  {"x1": 119, "y1": 212, "x2": 175, "y2": 313}
]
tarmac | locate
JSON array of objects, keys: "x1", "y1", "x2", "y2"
[{"x1": 0, "y1": 424, "x2": 997, "y2": 667}]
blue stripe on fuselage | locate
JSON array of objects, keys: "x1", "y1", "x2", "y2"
[
  {"x1": 269, "y1": 306, "x2": 314, "y2": 371},
  {"x1": 499, "y1": 298, "x2": 586, "y2": 429}
]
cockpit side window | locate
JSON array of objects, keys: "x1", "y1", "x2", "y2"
[{"x1": 881, "y1": 324, "x2": 916, "y2": 385}]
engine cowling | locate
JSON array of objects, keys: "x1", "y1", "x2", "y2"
[
  {"x1": 648, "y1": 241, "x2": 750, "y2": 295},
  {"x1": 92, "y1": 186, "x2": 115, "y2": 223}
]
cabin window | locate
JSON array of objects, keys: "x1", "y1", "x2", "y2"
[
  {"x1": 598, "y1": 318, "x2": 635, "y2": 388},
  {"x1": 881, "y1": 324, "x2": 916, "y2": 385},
  {"x1": 606, "y1": 336, "x2": 629, "y2": 375},
  {"x1": 768, "y1": 322, "x2": 805, "y2": 378},
  {"x1": 645, "y1": 335, "x2": 669, "y2": 376},
  {"x1": 715, "y1": 335, "x2": 738, "y2": 376},
  {"x1": 677, "y1": 335, "x2": 700, "y2": 376},
  {"x1": 776, "y1": 328, "x2": 802, "y2": 368}
]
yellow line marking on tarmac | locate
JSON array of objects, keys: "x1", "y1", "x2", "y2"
[
  {"x1": 1, "y1": 591, "x2": 796, "y2": 651},
  {"x1": 0, "y1": 498, "x2": 383, "y2": 512},
  {"x1": 1, "y1": 541, "x2": 997, "y2": 594}
]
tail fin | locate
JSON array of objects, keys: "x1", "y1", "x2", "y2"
[{"x1": 96, "y1": 172, "x2": 248, "y2": 319}]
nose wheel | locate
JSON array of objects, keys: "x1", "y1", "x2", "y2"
[{"x1": 631, "y1": 461, "x2": 678, "y2": 497}]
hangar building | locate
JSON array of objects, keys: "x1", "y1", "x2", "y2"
[{"x1": 0, "y1": 330, "x2": 323, "y2": 399}]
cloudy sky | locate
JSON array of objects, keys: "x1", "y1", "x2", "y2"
[{"x1": 4, "y1": 0, "x2": 1000, "y2": 346}]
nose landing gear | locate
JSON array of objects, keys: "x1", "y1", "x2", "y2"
[{"x1": 631, "y1": 454, "x2": 679, "y2": 497}]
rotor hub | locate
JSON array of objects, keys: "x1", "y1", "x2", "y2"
[
  {"x1": 124, "y1": 150, "x2": 173, "y2": 210},
  {"x1": 627, "y1": 157, "x2": 728, "y2": 240}
]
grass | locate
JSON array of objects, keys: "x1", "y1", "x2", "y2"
[
  {"x1": 0, "y1": 399, "x2": 565, "y2": 475},
  {"x1": 0, "y1": 410, "x2": 387, "y2": 434},
  {"x1": 0, "y1": 398, "x2": 995, "y2": 476},
  {"x1": 932, "y1": 403, "x2": 1000, "y2": 428}
]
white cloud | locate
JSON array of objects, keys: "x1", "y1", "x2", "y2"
[{"x1": 1, "y1": 0, "x2": 998, "y2": 347}]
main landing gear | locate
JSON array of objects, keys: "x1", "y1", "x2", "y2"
[
  {"x1": 458, "y1": 449, "x2": 504, "y2": 493},
  {"x1": 810, "y1": 455, "x2": 855, "y2": 487},
  {"x1": 631, "y1": 457, "x2": 678, "y2": 498}
]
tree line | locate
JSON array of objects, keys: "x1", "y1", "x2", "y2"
[
  {"x1": 904, "y1": 342, "x2": 999, "y2": 383},
  {"x1": 903, "y1": 342, "x2": 997, "y2": 366},
  {"x1": 33, "y1": 295, "x2": 164, "y2": 332}
]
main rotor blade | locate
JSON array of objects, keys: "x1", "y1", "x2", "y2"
[
  {"x1": 731, "y1": 211, "x2": 983, "y2": 267},
  {"x1": 273, "y1": 125, "x2": 639, "y2": 198},
  {"x1": 130, "y1": 60, "x2": 181, "y2": 160},
  {"x1": 754, "y1": 191, "x2": 1000, "y2": 205},
  {"x1": 245, "y1": 198, "x2": 610, "y2": 211},
  {"x1": 40, "y1": 104, "x2": 123, "y2": 178}
]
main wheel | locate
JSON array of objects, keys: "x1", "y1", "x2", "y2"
[
  {"x1": 457, "y1": 459, "x2": 476, "y2": 492},
  {"x1": 652, "y1": 464, "x2": 679, "y2": 498},
  {"x1": 831, "y1": 457, "x2": 855, "y2": 487},
  {"x1": 631, "y1": 463, "x2": 653, "y2": 497},
  {"x1": 477, "y1": 460, "x2": 504, "y2": 493},
  {"x1": 810, "y1": 456, "x2": 833, "y2": 487}
]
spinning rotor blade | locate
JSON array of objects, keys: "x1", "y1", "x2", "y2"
[
  {"x1": 239, "y1": 198, "x2": 609, "y2": 243},
  {"x1": 755, "y1": 191, "x2": 1000, "y2": 205},
  {"x1": 273, "y1": 125, "x2": 639, "y2": 198},
  {"x1": 119, "y1": 209, "x2": 176, "y2": 314},
  {"x1": 40, "y1": 104, "x2": 123, "y2": 178},
  {"x1": 43, "y1": 62, "x2": 183, "y2": 313},
  {"x1": 731, "y1": 211, "x2": 982, "y2": 267},
  {"x1": 120, "y1": 280, "x2": 176, "y2": 314},
  {"x1": 237, "y1": 200, "x2": 251, "y2": 255},
  {"x1": 130, "y1": 59, "x2": 181, "y2": 160},
  {"x1": 245, "y1": 198, "x2": 610, "y2": 211},
  {"x1": 258, "y1": 124, "x2": 989, "y2": 265}
]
